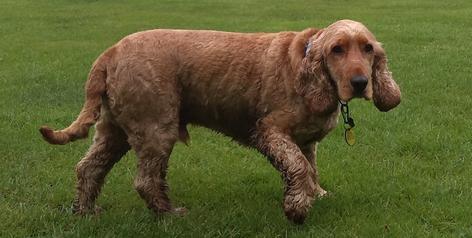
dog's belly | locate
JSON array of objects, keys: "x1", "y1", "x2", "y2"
[
  {"x1": 180, "y1": 98, "x2": 258, "y2": 145},
  {"x1": 176, "y1": 56, "x2": 265, "y2": 144}
]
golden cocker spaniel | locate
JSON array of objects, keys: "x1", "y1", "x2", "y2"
[{"x1": 40, "y1": 19, "x2": 400, "y2": 224}]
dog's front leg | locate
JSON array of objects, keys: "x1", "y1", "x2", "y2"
[
  {"x1": 301, "y1": 144, "x2": 328, "y2": 198},
  {"x1": 256, "y1": 127, "x2": 316, "y2": 224}
]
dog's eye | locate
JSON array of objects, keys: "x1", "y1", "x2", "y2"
[
  {"x1": 365, "y1": 44, "x2": 373, "y2": 53},
  {"x1": 332, "y1": 45, "x2": 344, "y2": 54}
]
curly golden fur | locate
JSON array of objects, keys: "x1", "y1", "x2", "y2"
[{"x1": 40, "y1": 19, "x2": 400, "y2": 224}]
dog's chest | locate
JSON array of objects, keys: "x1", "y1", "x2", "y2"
[{"x1": 292, "y1": 109, "x2": 340, "y2": 145}]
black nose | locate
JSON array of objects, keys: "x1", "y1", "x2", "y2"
[{"x1": 350, "y1": 75, "x2": 368, "y2": 93}]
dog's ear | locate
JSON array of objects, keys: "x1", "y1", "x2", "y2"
[
  {"x1": 372, "y1": 43, "x2": 401, "y2": 112},
  {"x1": 296, "y1": 30, "x2": 337, "y2": 115}
]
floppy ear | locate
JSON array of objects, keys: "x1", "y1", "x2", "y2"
[
  {"x1": 296, "y1": 30, "x2": 337, "y2": 115},
  {"x1": 372, "y1": 44, "x2": 401, "y2": 112}
]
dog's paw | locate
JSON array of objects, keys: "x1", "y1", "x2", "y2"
[
  {"x1": 283, "y1": 194, "x2": 311, "y2": 224},
  {"x1": 154, "y1": 206, "x2": 188, "y2": 217},
  {"x1": 72, "y1": 201, "x2": 102, "y2": 216},
  {"x1": 285, "y1": 210, "x2": 307, "y2": 224},
  {"x1": 93, "y1": 205, "x2": 103, "y2": 214},
  {"x1": 171, "y1": 207, "x2": 188, "y2": 217},
  {"x1": 315, "y1": 186, "x2": 328, "y2": 198}
]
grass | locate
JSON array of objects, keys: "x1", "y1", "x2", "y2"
[{"x1": 1, "y1": 0, "x2": 472, "y2": 237}]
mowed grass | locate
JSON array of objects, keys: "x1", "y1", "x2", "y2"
[{"x1": 1, "y1": 0, "x2": 471, "y2": 237}]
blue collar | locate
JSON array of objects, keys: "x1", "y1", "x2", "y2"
[{"x1": 304, "y1": 38, "x2": 313, "y2": 57}]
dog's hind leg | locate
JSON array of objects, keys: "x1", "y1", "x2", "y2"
[
  {"x1": 73, "y1": 108, "x2": 130, "y2": 215},
  {"x1": 128, "y1": 120, "x2": 185, "y2": 216},
  {"x1": 109, "y1": 58, "x2": 184, "y2": 216}
]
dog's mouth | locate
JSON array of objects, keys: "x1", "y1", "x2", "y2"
[
  {"x1": 354, "y1": 90, "x2": 372, "y2": 100},
  {"x1": 339, "y1": 89, "x2": 372, "y2": 102},
  {"x1": 353, "y1": 90, "x2": 364, "y2": 98},
  {"x1": 332, "y1": 75, "x2": 373, "y2": 102}
]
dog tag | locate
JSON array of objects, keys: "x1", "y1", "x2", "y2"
[{"x1": 344, "y1": 128, "x2": 355, "y2": 146}]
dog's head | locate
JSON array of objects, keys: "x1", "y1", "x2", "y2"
[{"x1": 299, "y1": 20, "x2": 401, "y2": 113}]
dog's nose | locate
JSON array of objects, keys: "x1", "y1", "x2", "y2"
[{"x1": 350, "y1": 75, "x2": 368, "y2": 93}]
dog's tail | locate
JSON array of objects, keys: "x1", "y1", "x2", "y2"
[{"x1": 39, "y1": 50, "x2": 112, "y2": 145}]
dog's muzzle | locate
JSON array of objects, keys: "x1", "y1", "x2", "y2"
[{"x1": 350, "y1": 75, "x2": 368, "y2": 94}]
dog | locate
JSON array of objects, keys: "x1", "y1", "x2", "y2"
[{"x1": 40, "y1": 19, "x2": 400, "y2": 224}]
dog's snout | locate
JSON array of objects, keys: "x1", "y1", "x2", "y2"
[{"x1": 350, "y1": 75, "x2": 368, "y2": 93}]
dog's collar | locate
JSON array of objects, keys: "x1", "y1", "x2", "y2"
[
  {"x1": 339, "y1": 100, "x2": 355, "y2": 128},
  {"x1": 304, "y1": 38, "x2": 313, "y2": 57},
  {"x1": 339, "y1": 100, "x2": 356, "y2": 146}
]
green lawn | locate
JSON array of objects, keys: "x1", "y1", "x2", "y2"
[{"x1": 1, "y1": 0, "x2": 471, "y2": 237}]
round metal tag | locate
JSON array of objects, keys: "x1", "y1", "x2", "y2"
[{"x1": 345, "y1": 128, "x2": 355, "y2": 146}]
